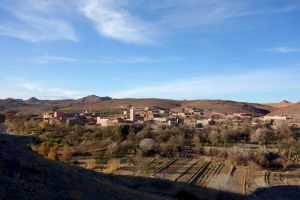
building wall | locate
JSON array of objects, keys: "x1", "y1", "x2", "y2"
[
  {"x1": 130, "y1": 107, "x2": 134, "y2": 121},
  {"x1": 97, "y1": 117, "x2": 109, "y2": 126}
]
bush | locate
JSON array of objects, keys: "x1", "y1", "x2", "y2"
[
  {"x1": 60, "y1": 144, "x2": 72, "y2": 163},
  {"x1": 139, "y1": 138, "x2": 159, "y2": 155},
  {"x1": 38, "y1": 141, "x2": 50, "y2": 157},
  {"x1": 48, "y1": 143, "x2": 59, "y2": 160},
  {"x1": 228, "y1": 148, "x2": 251, "y2": 166}
]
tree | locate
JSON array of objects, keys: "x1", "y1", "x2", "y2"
[
  {"x1": 208, "y1": 131, "x2": 220, "y2": 146},
  {"x1": 139, "y1": 138, "x2": 159, "y2": 155},
  {"x1": 193, "y1": 133, "x2": 201, "y2": 154},
  {"x1": 220, "y1": 127, "x2": 230, "y2": 146},
  {"x1": 250, "y1": 127, "x2": 275, "y2": 146}
]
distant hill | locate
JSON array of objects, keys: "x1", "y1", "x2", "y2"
[
  {"x1": 269, "y1": 102, "x2": 300, "y2": 116},
  {"x1": 76, "y1": 95, "x2": 112, "y2": 103},
  {"x1": 174, "y1": 100, "x2": 270, "y2": 116},
  {"x1": 0, "y1": 96, "x2": 273, "y2": 116},
  {"x1": 25, "y1": 97, "x2": 41, "y2": 104},
  {"x1": 266, "y1": 100, "x2": 293, "y2": 109},
  {"x1": 0, "y1": 98, "x2": 25, "y2": 110}
]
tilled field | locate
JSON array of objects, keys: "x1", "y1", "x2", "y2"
[
  {"x1": 154, "y1": 159, "x2": 193, "y2": 181},
  {"x1": 196, "y1": 160, "x2": 225, "y2": 188},
  {"x1": 62, "y1": 153, "x2": 300, "y2": 195},
  {"x1": 176, "y1": 159, "x2": 206, "y2": 183},
  {"x1": 226, "y1": 167, "x2": 248, "y2": 194}
]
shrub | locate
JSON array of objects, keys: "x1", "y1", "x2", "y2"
[
  {"x1": 48, "y1": 143, "x2": 59, "y2": 160},
  {"x1": 104, "y1": 159, "x2": 119, "y2": 173},
  {"x1": 38, "y1": 141, "x2": 50, "y2": 157},
  {"x1": 139, "y1": 138, "x2": 159, "y2": 155},
  {"x1": 60, "y1": 144, "x2": 72, "y2": 163}
]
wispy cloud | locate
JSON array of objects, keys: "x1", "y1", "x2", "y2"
[
  {"x1": 0, "y1": 77, "x2": 88, "y2": 100},
  {"x1": 0, "y1": 0, "x2": 299, "y2": 44},
  {"x1": 79, "y1": 0, "x2": 157, "y2": 44},
  {"x1": 110, "y1": 68, "x2": 300, "y2": 100},
  {"x1": 36, "y1": 55, "x2": 78, "y2": 64},
  {"x1": 0, "y1": 0, "x2": 77, "y2": 42},
  {"x1": 20, "y1": 82, "x2": 43, "y2": 92},
  {"x1": 257, "y1": 46, "x2": 300, "y2": 53},
  {"x1": 152, "y1": 0, "x2": 300, "y2": 31},
  {"x1": 35, "y1": 55, "x2": 182, "y2": 64}
]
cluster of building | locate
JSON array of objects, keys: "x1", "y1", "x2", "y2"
[{"x1": 41, "y1": 106, "x2": 299, "y2": 129}]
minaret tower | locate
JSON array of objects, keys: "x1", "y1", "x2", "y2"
[{"x1": 130, "y1": 106, "x2": 134, "y2": 121}]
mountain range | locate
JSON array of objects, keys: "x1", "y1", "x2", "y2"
[{"x1": 0, "y1": 95, "x2": 299, "y2": 116}]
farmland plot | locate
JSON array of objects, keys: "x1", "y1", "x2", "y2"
[
  {"x1": 176, "y1": 159, "x2": 206, "y2": 183},
  {"x1": 196, "y1": 160, "x2": 225, "y2": 188},
  {"x1": 226, "y1": 167, "x2": 248, "y2": 194},
  {"x1": 141, "y1": 158, "x2": 172, "y2": 177},
  {"x1": 154, "y1": 159, "x2": 194, "y2": 181},
  {"x1": 268, "y1": 171, "x2": 300, "y2": 186}
]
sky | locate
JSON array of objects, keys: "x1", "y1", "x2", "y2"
[{"x1": 0, "y1": 0, "x2": 300, "y2": 103}]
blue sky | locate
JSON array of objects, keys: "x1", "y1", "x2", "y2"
[{"x1": 0, "y1": 0, "x2": 300, "y2": 102}]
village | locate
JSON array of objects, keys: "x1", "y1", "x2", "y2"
[
  {"x1": 2, "y1": 105, "x2": 300, "y2": 196},
  {"x1": 41, "y1": 106, "x2": 300, "y2": 131}
]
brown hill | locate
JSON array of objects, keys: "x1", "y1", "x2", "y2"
[
  {"x1": 175, "y1": 100, "x2": 270, "y2": 116},
  {"x1": 76, "y1": 95, "x2": 112, "y2": 103},
  {"x1": 266, "y1": 100, "x2": 294, "y2": 109},
  {"x1": 269, "y1": 102, "x2": 300, "y2": 116},
  {"x1": 0, "y1": 96, "x2": 272, "y2": 116},
  {"x1": 65, "y1": 98, "x2": 181, "y2": 112}
]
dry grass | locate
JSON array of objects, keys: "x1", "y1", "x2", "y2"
[{"x1": 104, "y1": 159, "x2": 120, "y2": 173}]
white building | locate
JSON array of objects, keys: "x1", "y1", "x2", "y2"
[
  {"x1": 130, "y1": 106, "x2": 135, "y2": 121},
  {"x1": 96, "y1": 117, "x2": 109, "y2": 127},
  {"x1": 263, "y1": 116, "x2": 287, "y2": 121},
  {"x1": 153, "y1": 117, "x2": 167, "y2": 122},
  {"x1": 43, "y1": 112, "x2": 53, "y2": 119}
]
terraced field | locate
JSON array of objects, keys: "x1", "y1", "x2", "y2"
[
  {"x1": 196, "y1": 160, "x2": 225, "y2": 188},
  {"x1": 140, "y1": 158, "x2": 173, "y2": 176},
  {"x1": 176, "y1": 159, "x2": 206, "y2": 183},
  {"x1": 227, "y1": 167, "x2": 248, "y2": 194},
  {"x1": 57, "y1": 152, "x2": 300, "y2": 195},
  {"x1": 154, "y1": 159, "x2": 195, "y2": 181},
  {"x1": 268, "y1": 171, "x2": 300, "y2": 186}
]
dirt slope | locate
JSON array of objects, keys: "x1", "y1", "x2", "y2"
[
  {"x1": 176, "y1": 100, "x2": 270, "y2": 116},
  {"x1": 0, "y1": 134, "x2": 203, "y2": 200},
  {"x1": 269, "y1": 102, "x2": 300, "y2": 116}
]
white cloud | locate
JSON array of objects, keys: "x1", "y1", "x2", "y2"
[
  {"x1": 0, "y1": 78, "x2": 88, "y2": 100},
  {"x1": 35, "y1": 55, "x2": 182, "y2": 64},
  {"x1": 36, "y1": 55, "x2": 78, "y2": 64},
  {"x1": 257, "y1": 46, "x2": 300, "y2": 53},
  {"x1": 80, "y1": 0, "x2": 156, "y2": 44},
  {"x1": 0, "y1": 0, "x2": 77, "y2": 42},
  {"x1": 110, "y1": 68, "x2": 300, "y2": 99},
  {"x1": 159, "y1": 1, "x2": 249, "y2": 28},
  {"x1": 20, "y1": 82, "x2": 43, "y2": 91}
]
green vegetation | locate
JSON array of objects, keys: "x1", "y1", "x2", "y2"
[{"x1": 5, "y1": 114, "x2": 300, "y2": 170}]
